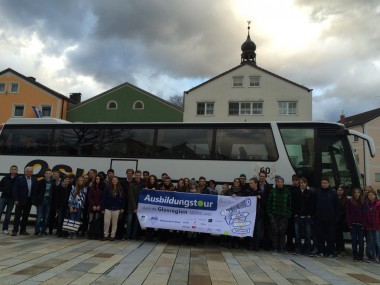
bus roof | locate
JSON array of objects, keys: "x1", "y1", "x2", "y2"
[
  {"x1": 4, "y1": 118, "x2": 344, "y2": 127},
  {"x1": 5, "y1": 118, "x2": 71, "y2": 124}
]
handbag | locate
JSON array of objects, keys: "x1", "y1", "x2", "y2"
[{"x1": 62, "y1": 218, "x2": 82, "y2": 233}]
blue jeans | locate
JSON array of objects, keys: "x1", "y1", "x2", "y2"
[
  {"x1": 0, "y1": 197, "x2": 14, "y2": 231},
  {"x1": 35, "y1": 197, "x2": 51, "y2": 235},
  {"x1": 125, "y1": 213, "x2": 139, "y2": 239},
  {"x1": 294, "y1": 216, "x2": 312, "y2": 253},
  {"x1": 375, "y1": 230, "x2": 380, "y2": 259},
  {"x1": 366, "y1": 229, "x2": 377, "y2": 260},
  {"x1": 69, "y1": 208, "x2": 82, "y2": 222},
  {"x1": 350, "y1": 224, "x2": 364, "y2": 259}
]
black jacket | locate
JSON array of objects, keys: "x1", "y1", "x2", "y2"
[
  {"x1": 292, "y1": 187, "x2": 314, "y2": 217},
  {"x1": 32, "y1": 179, "x2": 53, "y2": 206},
  {"x1": 0, "y1": 174, "x2": 18, "y2": 199}
]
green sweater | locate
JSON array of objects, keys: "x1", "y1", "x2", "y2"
[{"x1": 267, "y1": 187, "x2": 291, "y2": 218}]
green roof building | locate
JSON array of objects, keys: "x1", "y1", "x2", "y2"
[{"x1": 67, "y1": 82, "x2": 183, "y2": 122}]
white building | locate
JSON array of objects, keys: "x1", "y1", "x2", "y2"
[
  {"x1": 341, "y1": 109, "x2": 380, "y2": 191},
  {"x1": 183, "y1": 25, "x2": 312, "y2": 122}
]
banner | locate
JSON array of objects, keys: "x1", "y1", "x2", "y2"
[{"x1": 137, "y1": 190, "x2": 257, "y2": 237}]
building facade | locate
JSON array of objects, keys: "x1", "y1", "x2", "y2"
[
  {"x1": 342, "y1": 109, "x2": 380, "y2": 191},
  {"x1": 0, "y1": 68, "x2": 72, "y2": 124},
  {"x1": 183, "y1": 25, "x2": 312, "y2": 122},
  {"x1": 67, "y1": 82, "x2": 183, "y2": 122}
]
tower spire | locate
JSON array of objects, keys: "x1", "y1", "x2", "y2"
[{"x1": 241, "y1": 20, "x2": 256, "y2": 64}]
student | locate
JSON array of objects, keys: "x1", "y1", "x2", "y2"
[
  {"x1": 0, "y1": 165, "x2": 18, "y2": 234},
  {"x1": 314, "y1": 177, "x2": 339, "y2": 258},
  {"x1": 292, "y1": 177, "x2": 313, "y2": 255},
  {"x1": 160, "y1": 176, "x2": 175, "y2": 191},
  {"x1": 335, "y1": 185, "x2": 348, "y2": 256},
  {"x1": 346, "y1": 188, "x2": 365, "y2": 261},
  {"x1": 87, "y1": 174, "x2": 104, "y2": 238},
  {"x1": 102, "y1": 177, "x2": 124, "y2": 241},
  {"x1": 246, "y1": 177, "x2": 262, "y2": 250},
  {"x1": 176, "y1": 178, "x2": 186, "y2": 192},
  {"x1": 364, "y1": 187, "x2": 380, "y2": 262},
  {"x1": 33, "y1": 169, "x2": 53, "y2": 237},
  {"x1": 53, "y1": 175, "x2": 72, "y2": 237},
  {"x1": 67, "y1": 176, "x2": 87, "y2": 239},
  {"x1": 220, "y1": 183, "x2": 229, "y2": 196},
  {"x1": 258, "y1": 170, "x2": 273, "y2": 250},
  {"x1": 125, "y1": 170, "x2": 144, "y2": 240},
  {"x1": 198, "y1": 176, "x2": 211, "y2": 194},
  {"x1": 267, "y1": 177, "x2": 292, "y2": 253},
  {"x1": 208, "y1": 180, "x2": 218, "y2": 195}
]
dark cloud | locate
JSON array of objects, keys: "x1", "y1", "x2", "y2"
[{"x1": 1, "y1": 0, "x2": 380, "y2": 121}]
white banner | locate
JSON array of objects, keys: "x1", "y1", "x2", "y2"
[{"x1": 137, "y1": 190, "x2": 257, "y2": 237}]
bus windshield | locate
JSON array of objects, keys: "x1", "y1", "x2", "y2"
[{"x1": 279, "y1": 125, "x2": 360, "y2": 192}]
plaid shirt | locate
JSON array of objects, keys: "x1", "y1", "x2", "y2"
[{"x1": 267, "y1": 187, "x2": 291, "y2": 218}]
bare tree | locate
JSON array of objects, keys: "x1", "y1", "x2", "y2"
[{"x1": 168, "y1": 95, "x2": 184, "y2": 109}]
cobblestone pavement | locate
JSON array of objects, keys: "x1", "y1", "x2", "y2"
[{"x1": 0, "y1": 229, "x2": 379, "y2": 285}]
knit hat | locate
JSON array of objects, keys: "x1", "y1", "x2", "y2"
[{"x1": 190, "y1": 179, "x2": 197, "y2": 185}]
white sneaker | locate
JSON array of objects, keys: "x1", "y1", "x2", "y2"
[{"x1": 3, "y1": 230, "x2": 9, "y2": 235}]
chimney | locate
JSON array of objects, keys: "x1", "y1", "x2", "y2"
[
  {"x1": 28, "y1": 77, "x2": 36, "y2": 82},
  {"x1": 70, "y1": 93, "x2": 82, "y2": 104},
  {"x1": 339, "y1": 110, "x2": 345, "y2": 125}
]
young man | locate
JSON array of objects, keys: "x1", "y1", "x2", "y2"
[
  {"x1": 0, "y1": 165, "x2": 18, "y2": 234},
  {"x1": 12, "y1": 166, "x2": 37, "y2": 236},
  {"x1": 198, "y1": 176, "x2": 211, "y2": 194},
  {"x1": 32, "y1": 169, "x2": 53, "y2": 237},
  {"x1": 314, "y1": 177, "x2": 339, "y2": 258},
  {"x1": 292, "y1": 177, "x2": 314, "y2": 255},
  {"x1": 104, "y1": 169, "x2": 115, "y2": 187},
  {"x1": 267, "y1": 177, "x2": 292, "y2": 252},
  {"x1": 125, "y1": 170, "x2": 144, "y2": 240},
  {"x1": 258, "y1": 170, "x2": 273, "y2": 250}
]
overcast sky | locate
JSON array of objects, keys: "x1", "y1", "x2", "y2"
[{"x1": 1, "y1": 0, "x2": 379, "y2": 121}]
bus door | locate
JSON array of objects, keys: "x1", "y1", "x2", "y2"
[{"x1": 110, "y1": 159, "x2": 138, "y2": 177}]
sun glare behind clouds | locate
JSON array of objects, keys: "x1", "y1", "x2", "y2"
[{"x1": 234, "y1": 0, "x2": 326, "y2": 53}]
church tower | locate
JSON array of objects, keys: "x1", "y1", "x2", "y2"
[{"x1": 241, "y1": 21, "x2": 256, "y2": 65}]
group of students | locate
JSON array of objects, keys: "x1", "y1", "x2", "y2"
[{"x1": 0, "y1": 165, "x2": 379, "y2": 263}]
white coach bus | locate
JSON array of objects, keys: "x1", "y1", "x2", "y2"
[{"x1": 0, "y1": 118, "x2": 375, "y2": 191}]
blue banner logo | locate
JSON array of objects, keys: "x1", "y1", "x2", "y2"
[{"x1": 140, "y1": 189, "x2": 218, "y2": 211}]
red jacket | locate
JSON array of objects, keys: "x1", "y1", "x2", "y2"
[
  {"x1": 88, "y1": 185, "x2": 103, "y2": 213},
  {"x1": 364, "y1": 200, "x2": 380, "y2": 230}
]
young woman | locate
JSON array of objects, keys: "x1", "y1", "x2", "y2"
[
  {"x1": 146, "y1": 175, "x2": 159, "y2": 190},
  {"x1": 176, "y1": 178, "x2": 186, "y2": 192},
  {"x1": 346, "y1": 188, "x2": 365, "y2": 261},
  {"x1": 145, "y1": 175, "x2": 158, "y2": 241},
  {"x1": 187, "y1": 180, "x2": 200, "y2": 194},
  {"x1": 183, "y1": 178, "x2": 190, "y2": 192},
  {"x1": 220, "y1": 183, "x2": 229, "y2": 196},
  {"x1": 87, "y1": 174, "x2": 104, "y2": 238},
  {"x1": 335, "y1": 185, "x2": 348, "y2": 256},
  {"x1": 364, "y1": 188, "x2": 380, "y2": 262},
  {"x1": 67, "y1": 176, "x2": 87, "y2": 239},
  {"x1": 102, "y1": 177, "x2": 125, "y2": 241}
]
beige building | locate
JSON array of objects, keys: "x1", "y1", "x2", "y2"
[
  {"x1": 342, "y1": 108, "x2": 380, "y2": 191},
  {"x1": 183, "y1": 26, "x2": 312, "y2": 122}
]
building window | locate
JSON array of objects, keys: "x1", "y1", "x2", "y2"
[
  {"x1": 107, "y1": 101, "x2": 118, "y2": 110},
  {"x1": 249, "y1": 76, "x2": 260, "y2": 87},
  {"x1": 353, "y1": 135, "x2": 359, "y2": 142},
  {"x1": 197, "y1": 102, "x2": 214, "y2": 115},
  {"x1": 10, "y1": 83, "x2": 19, "y2": 94},
  {"x1": 13, "y1": 105, "x2": 24, "y2": 117},
  {"x1": 133, "y1": 101, "x2": 144, "y2": 110},
  {"x1": 0, "y1": 83, "x2": 5, "y2": 93},
  {"x1": 355, "y1": 154, "x2": 360, "y2": 164},
  {"x1": 375, "y1": 173, "x2": 380, "y2": 182},
  {"x1": 41, "y1": 105, "x2": 52, "y2": 117},
  {"x1": 278, "y1": 101, "x2": 297, "y2": 115},
  {"x1": 228, "y1": 102, "x2": 263, "y2": 115},
  {"x1": 232, "y1": 76, "x2": 243, "y2": 87}
]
